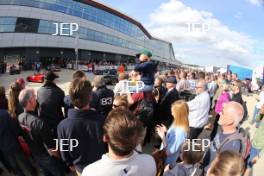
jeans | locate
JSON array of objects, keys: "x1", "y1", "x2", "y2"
[
  {"x1": 251, "y1": 106, "x2": 260, "y2": 124},
  {"x1": 33, "y1": 154, "x2": 65, "y2": 176},
  {"x1": 247, "y1": 146, "x2": 261, "y2": 168}
]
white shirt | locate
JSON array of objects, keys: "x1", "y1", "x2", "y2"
[
  {"x1": 82, "y1": 151, "x2": 156, "y2": 176},
  {"x1": 187, "y1": 91, "x2": 210, "y2": 128},
  {"x1": 256, "y1": 91, "x2": 264, "y2": 109}
]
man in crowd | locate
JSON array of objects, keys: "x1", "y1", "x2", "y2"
[
  {"x1": 176, "y1": 71, "x2": 190, "y2": 92},
  {"x1": 204, "y1": 101, "x2": 244, "y2": 168},
  {"x1": 134, "y1": 49, "x2": 157, "y2": 92},
  {"x1": 37, "y1": 71, "x2": 65, "y2": 135},
  {"x1": 231, "y1": 80, "x2": 244, "y2": 105},
  {"x1": 158, "y1": 76, "x2": 179, "y2": 127},
  {"x1": 187, "y1": 79, "x2": 210, "y2": 139},
  {"x1": 18, "y1": 88, "x2": 64, "y2": 176},
  {"x1": 64, "y1": 70, "x2": 87, "y2": 117},
  {"x1": 188, "y1": 72, "x2": 196, "y2": 91},
  {"x1": 81, "y1": 108, "x2": 156, "y2": 176},
  {"x1": 92, "y1": 75, "x2": 114, "y2": 118},
  {"x1": 153, "y1": 76, "x2": 167, "y2": 104},
  {"x1": 57, "y1": 78, "x2": 105, "y2": 175}
]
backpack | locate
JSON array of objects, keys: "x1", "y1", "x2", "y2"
[
  {"x1": 135, "y1": 99, "x2": 154, "y2": 127},
  {"x1": 217, "y1": 128, "x2": 251, "y2": 160}
]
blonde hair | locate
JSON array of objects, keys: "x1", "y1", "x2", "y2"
[
  {"x1": 8, "y1": 82, "x2": 21, "y2": 119},
  {"x1": 113, "y1": 95, "x2": 128, "y2": 108},
  {"x1": 171, "y1": 100, "x2": 189, "y2": 132},
  {"x1": 208, "y1": 151, "x2": 245, "y2": 176}
]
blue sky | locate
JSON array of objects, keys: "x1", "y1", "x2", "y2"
[{"x1": 99, "y1": 0, "x2": 264, "y2": 68}]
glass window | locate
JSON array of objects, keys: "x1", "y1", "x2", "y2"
[{"x1": 15, "y1": 17, "x2": 39, "y2": 33}]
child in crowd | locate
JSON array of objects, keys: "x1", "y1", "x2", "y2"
[
  {"x1": 163, "y1": 140, "x2": 204, "y2": 176},
  {"x1": 207, "y1": 150, "x2": 244, "y2": 176},
  {"x1": 156, "y1": 100, "x2": 189, "y2": 166}
]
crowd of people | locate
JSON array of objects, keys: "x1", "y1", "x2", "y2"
[{"x1": 0, "y1": 49, "x2": 264, "y2": 176}]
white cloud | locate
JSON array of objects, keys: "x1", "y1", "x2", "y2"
[
  {"x1": 247, "y1": 0, "x2": 263, "y2": 6},
  {"x1": 147, "y1": 0, "x2": 263, "y2": 67}
]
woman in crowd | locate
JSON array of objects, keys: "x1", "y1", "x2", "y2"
[
  {"x1": 207, "y1": 151, "x2": 245, "y2": 176},
  {"x1": 156, "y1": 100, "x2": 189, "y2": 166},
  {"x1": 211, "y1": 81, "x2": 231, "y2": 140},
  {"x1": 8, "y1": 82, "x2": 23, "y2": 119},
  {"x1": 112, "y1": 95, "x2": 128, "y2": 110}
]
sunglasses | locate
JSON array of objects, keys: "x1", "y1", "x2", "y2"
[{"x1": 113, "y1": 104, "x2": 121, "y2": 108}]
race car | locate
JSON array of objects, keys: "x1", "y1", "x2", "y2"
[
  {"x1": 93, "y1": 69, "x2": 118, "y2": 85},
  {"x1": 27, "y1": 73, "x2": 45, "y2": 83},
  {"x1": 46, "y1": 64, "x2": 61, "y2": 72},
  {"x1": 9, "y1": 65, "x2": 21, "y2": 75}
]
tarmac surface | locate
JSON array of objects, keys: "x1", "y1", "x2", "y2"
[{"x1": 0, "y1": 69, "x2": 263, "y2": 176}]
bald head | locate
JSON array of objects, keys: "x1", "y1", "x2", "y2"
[{"x1": 219, "y1": 101, "x2": 244, "y2": 128}]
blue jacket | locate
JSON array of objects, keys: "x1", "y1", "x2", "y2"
[
  {"x1": 134, "y1": 61, "x2": 157, "y2": 85},
  {"x1": 57, "y1": 108, "x2": 105, "y2": 173}
]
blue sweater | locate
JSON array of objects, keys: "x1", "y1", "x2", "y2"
[
  {"x1": 57, "y1": 109, "x2": 105, "y2": 173},
  {"x1": 134, "y1": 61, "x2": 157, "y2": 85}
]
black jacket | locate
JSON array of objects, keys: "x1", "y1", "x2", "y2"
[
  {"x1": 0, "y1": 109, "x2": 21, "y2": 154},
  {"x1": 158, "y1": 88, "x2": 179, "y2": 127},
  {"x1": 57, "y1": 108, "x2": 105, "y2": 173},
  {"x1": 18, "y1": 111, "x2": 55, "y2": 157},
  {"x1": 134, "y1": 61, "x2": 157, "y2": 85},
  {"x1": 92, "y1": 86, "x2": 114, "y2": 118},
  {"x1": 231, "y1": 92, "x2": 243, "y2": 105},
  {"x1": 37, "y1": 82, "x2": 65, "y2": 129}
]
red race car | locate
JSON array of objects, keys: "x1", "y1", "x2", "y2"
[{"x1": 27, "y1": 73, "x2": 45, "y2": 83}]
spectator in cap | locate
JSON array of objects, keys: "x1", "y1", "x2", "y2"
[
  {"x1": 91, "y1": 75, "x2": 114, "y2": 118},
  {"x1": 158, "y1": 76, "x2": 179, "y2": 127},
  {"x1": 37, "y1": 71, "x2": 65, "y2": 135},
  {"x1": 134, "y1": 49, "x2": 157, "y2": 92}
]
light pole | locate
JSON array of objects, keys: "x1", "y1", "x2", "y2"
[{"x1": 75, "y1": 34, "x2": 79, "y2": 70}]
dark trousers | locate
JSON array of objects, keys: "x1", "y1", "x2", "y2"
[
  {"x1": 33, "y1": 154, "x2": 65, "y2": 176},
  {"x1": 210, "y1": 114, "x2": 220, "y2": 141},
  {"x1": 3, "y1": 148, "x2": 37, "y2": 176},
  {"x1": 189, "y1": 127, "x2": 203, "y2": 139}
]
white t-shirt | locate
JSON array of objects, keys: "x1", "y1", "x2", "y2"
[
  {"x1": 82, "y1": 151, "x2": 156, "y2": 176},
  {"x1": 256, "y1": 91, "x2": 264, "y2": 109}
]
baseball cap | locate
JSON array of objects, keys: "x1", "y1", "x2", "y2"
[
  {"x1": 136, "y1": 49, "x2": 152, "y2": 58},
  {"x1": 165, "y1": 76, "x2": 177, "y2": 84},
  {"x1": 45, "y1": 71, "x2": 59, "y2": 81}
]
